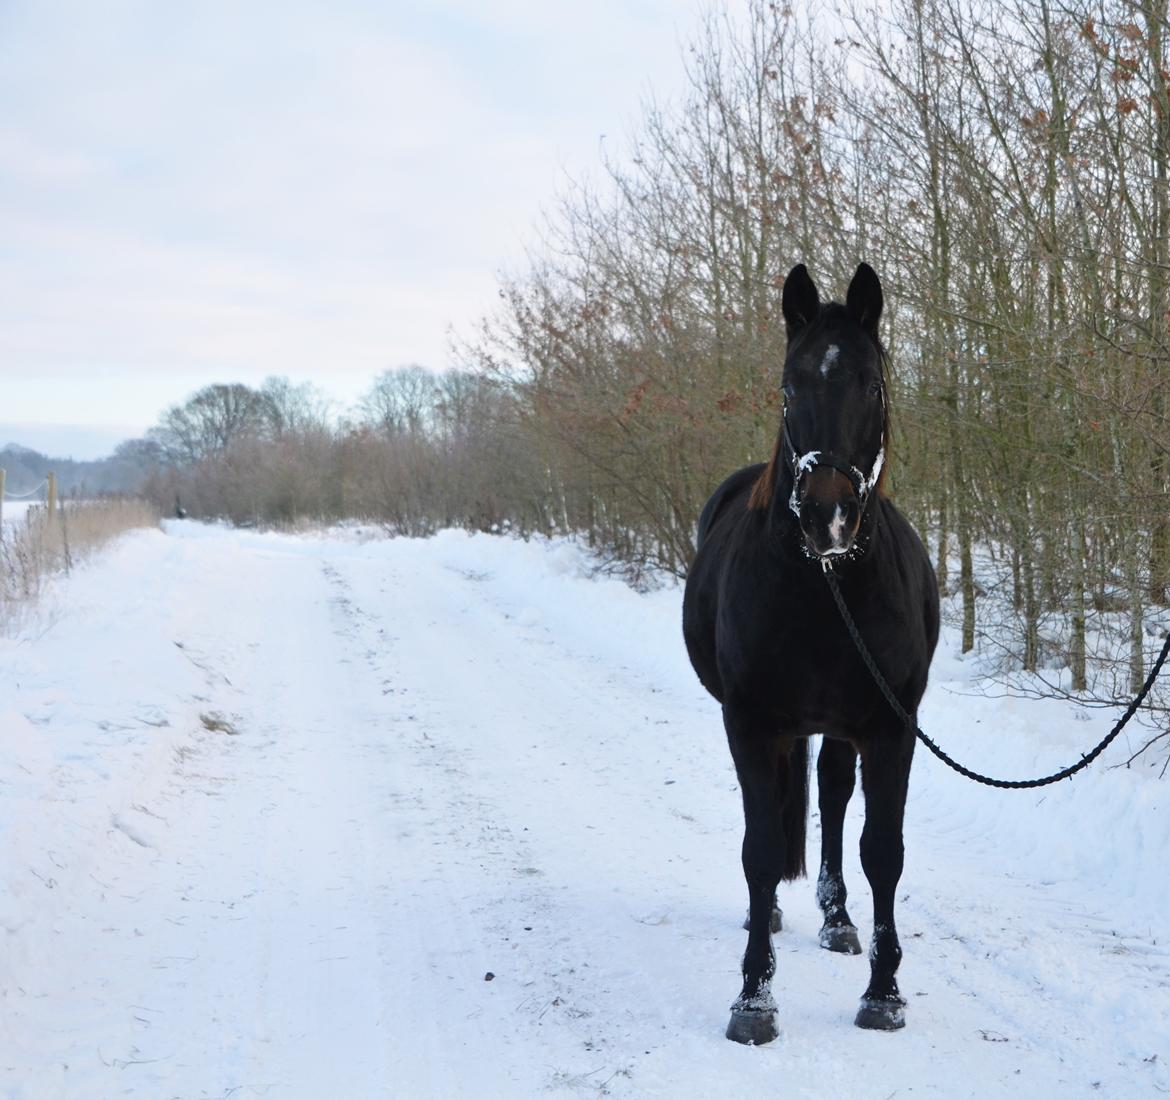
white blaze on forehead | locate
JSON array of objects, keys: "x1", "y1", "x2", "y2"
[{"x1": 819, "y1": 344, "x2": 840, "y2": 378}]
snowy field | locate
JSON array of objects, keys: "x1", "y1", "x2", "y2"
[
  {"x1": 0, "y1": 500, "x2": 38, "y2": 532},
  {"x1": 0, "y1": 522, "x2": 1167, "y2": 1098}
]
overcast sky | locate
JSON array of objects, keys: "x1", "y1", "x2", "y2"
[{"x1": 1, "y1": 0, "x2": 733, "y2": 458}]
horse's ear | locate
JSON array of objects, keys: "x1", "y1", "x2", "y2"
[
  {"x1": 846, "y1": 262, "x2": 883, "y2": 337},
  {"x1": 782, "y1": 264, "x2": 820, "y2": 337}
]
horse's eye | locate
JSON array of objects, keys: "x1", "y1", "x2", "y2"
[
  {"x1": 868, "y1": 381, "x2": 883, "y2": 398},
  {"x1": 783, "y1": 383, "x2": 796, "y2": 401}
]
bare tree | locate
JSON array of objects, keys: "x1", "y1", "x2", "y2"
[
  {"x1": 358, "y1": 366, "x2": 438, "y2": 437},
  {"x1": 150, "y1": 384, "x2": 269, "y2": 466}
]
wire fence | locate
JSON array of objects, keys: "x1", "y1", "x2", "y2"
[
  {"x1": 0, "y1": 471, "x2": 57, "y2": 534},
  {"x1": 1, "y1": 478, "x2": 49, "y2": 500}
]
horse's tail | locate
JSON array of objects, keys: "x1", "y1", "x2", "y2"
[{"x1": 781, "y1": 738, "x2": 810, "y2": 881}]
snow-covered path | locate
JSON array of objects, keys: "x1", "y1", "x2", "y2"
[{"x1": 1, "y1": 524, "x2": 1168, "y2": 1098}]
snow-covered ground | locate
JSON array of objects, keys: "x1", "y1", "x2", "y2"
[
  {"x1": 0, "y1": 522, "x2": 1167, "y2": 1098},
  {"x1": 0, "y1": 500, "x2": 39, "y2": 532}
]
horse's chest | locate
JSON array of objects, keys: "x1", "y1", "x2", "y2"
[
  {"x1": 753, "y1": 635, "x2": 844, "y2": 707},
  {"x1": 718, "y1": 591, "x2": 857, "y2": 721}
]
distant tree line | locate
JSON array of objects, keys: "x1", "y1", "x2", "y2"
[
  {"x1": 0, "y1": 442, "x2": 157, "y2": 497},
  {"x1": 138, "y1": 370, "x2": 551, "y2": 537}
]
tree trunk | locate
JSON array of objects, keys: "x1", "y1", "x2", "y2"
[{"x1": 1070, "y1": 514, "x2": 1087, "y2": 692}]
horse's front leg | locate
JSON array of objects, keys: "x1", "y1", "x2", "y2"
[
  {"x1": 724, "y1": 706, "x2": 788, "y2": 1045},
  {"x1": 816, "y1": 737, "x2": 862, "y2": 954},
  {"x1": 856, "y1": 726, "x2": 914, "y2": 1030}
]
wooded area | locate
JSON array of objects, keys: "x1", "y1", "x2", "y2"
[
  {"x1": 467, "y1": 0, "x2": 1170, "y2": 703},
  {"x1": 134, "y1": 0, "x2": 1168, "y2": 711}
]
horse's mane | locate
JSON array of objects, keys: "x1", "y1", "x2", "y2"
[
  {"x1": 747, "y1": 434, "x2": 785, "y2": 510},
  {"x1": 747, "y1": 335, "x2": 893, "y2": 512}
]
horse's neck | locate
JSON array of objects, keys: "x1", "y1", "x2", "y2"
[
  {"x1": 758, "y1": 461, "x2": 804, "y2": 554},
  {"x1": 764, "y1": 463, "x2": 802, "y2": 549}
]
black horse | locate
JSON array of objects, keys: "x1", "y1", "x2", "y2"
[{"x1": 682, "y1": 263, "x2": 939, "y2": 1044}]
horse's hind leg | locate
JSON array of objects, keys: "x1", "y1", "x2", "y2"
[
  {"x1": 816, "y1": 738, "x2": 861, "y2": 954},
  {"x1": 742, "y1": 896, "x2": 782, "y2": 933},
  {"x1": 724, "y1": 709, "x2": 791, "y2": 1045},
  {"x1": 855, "y1": 728, "x2": 915, "y2": 1030}
]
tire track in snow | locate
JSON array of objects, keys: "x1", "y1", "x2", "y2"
[
  {"x1": 318, "y1": 555, "x2": 612, "y2": 1097},
  {"x1": 3, "y1": 537, "x2": 402, "y2": 1097}
]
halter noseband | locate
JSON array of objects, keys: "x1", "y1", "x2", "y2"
[{"x1": 782, "y1": 407, "x2": 885, "y2": 519}]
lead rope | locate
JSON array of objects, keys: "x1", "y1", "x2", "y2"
[{"x1": 821, "y1": 563, "x2": 1170, "y2": 789}]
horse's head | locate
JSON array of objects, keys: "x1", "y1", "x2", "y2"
[{"x1": 780, "y1": 263, "x2": 887, "y2": 560}]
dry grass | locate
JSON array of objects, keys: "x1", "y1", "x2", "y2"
[{"x1": 0, "y1": 498, "x2": 159, "y2": 629}]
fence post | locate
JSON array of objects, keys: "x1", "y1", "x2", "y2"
[
  {"x1": 60, "y1": 490, "x2": 71, "y2": 574},
  {"x1": 47, "y1": 472, "x2": 57, "y2": 517},
  {"x1": 0, "y1": 467, "x2": 5, "y2": 533}
]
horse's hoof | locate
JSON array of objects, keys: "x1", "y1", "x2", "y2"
[
  {"x1": 726, "y1": 1008, "x2": 779, "y2": 1045},
  {"x1": 742, "y1": 908, "x2": 783, "y2": 933},
  {"x1": 819, "y1": 923, "x2": 862, "y2": 954},
  {"x1": 854, "y1": 996, "x2": 906, "y2": 1031}
]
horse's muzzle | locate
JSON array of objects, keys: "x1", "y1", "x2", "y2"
[{"x1": 799, "y1": 467, "x2": 861, "y2": 558}]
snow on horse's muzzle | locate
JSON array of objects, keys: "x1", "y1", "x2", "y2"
[{"x1": 797, "y1": 465, "x2": 862, "y2": 558}]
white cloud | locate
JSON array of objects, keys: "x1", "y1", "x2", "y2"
[{"x1": 0, "y1": 0, "x2": 729, "y2": 442}]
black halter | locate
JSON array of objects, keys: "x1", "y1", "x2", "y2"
[{"x1": 781, "y1": 407, "x2": 885, "y2": 519}]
